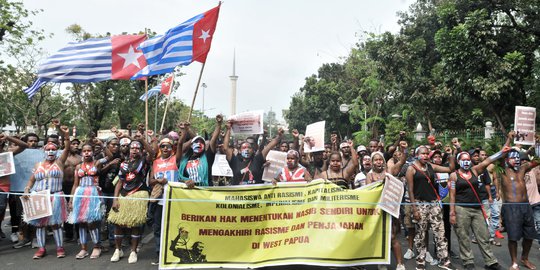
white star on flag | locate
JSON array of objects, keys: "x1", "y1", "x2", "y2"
[
  {"x1": 163, "y1": 81, "x2": 170, "y2": 87},
  {"x1": 199, "y1": 29, "x2": 211, "y2": 43},
  {"x1": 118, "y1": 45, "x2": 143, "y2": 69}
]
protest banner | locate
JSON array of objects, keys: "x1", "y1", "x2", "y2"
[
  {"x1": 378, "y1": 174, "x2": 404, "y2": 218},
  {"x1": 211, "y1": 154, "x2": 233, "y2": 177},
  {"x1": 11, "y1": 149, "x2": 43, "y2": 192},
  {"x1": 303, "y1": 121, "x2": 325, "y2": 153},
  {"x1": 160, "y1": 180, "x2": 390, "y2": 269},
  {"x1": 262, "y1": 150, "x2": 287, "y2": 182},
  {"x1": 229, "y1": 110, "x2": 264, "y2": 135},
  {"x1": 20, "y1": 190, "x2": 52, "y2": 221},
  {"x1": 514, "y1": 106, "x2": 536, "y2": 145},
  {"x1": 0, "y1": 152, "x2": 15, "y2": 177}
]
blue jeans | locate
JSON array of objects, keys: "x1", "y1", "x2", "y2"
[
  {"x1": 532, "y1": 204, "x2": 540, "y2": 244},
  {"x1": 483, "y1": 197, "x2": 501, "y2": 239}
]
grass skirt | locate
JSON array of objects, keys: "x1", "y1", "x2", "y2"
[
  {"x1": 68, "y1": 185, "x2": 104, "y2": 224},
  {"x1": 26, "y1": 191, "x2": 67, "y2": 227},
  {"x1": 107, "y1": 190, "x2": 148, "y2": 227}
]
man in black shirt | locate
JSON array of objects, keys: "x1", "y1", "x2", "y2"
[{"x1": 223, "y1": 120, "x2": 283, "y2": 185}]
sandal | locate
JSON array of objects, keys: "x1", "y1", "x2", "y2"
[
  {"x1": 490, "y1": 240, "x2": 502, "y2": 246},
  {"x1": 90, "y1": 247, "x2": 102, "y2": 259},
  {"x1": 75, "y1": 250, "x2": 89, "y2": 259}
]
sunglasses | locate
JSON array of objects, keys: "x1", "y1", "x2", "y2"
[{"x1": 160, "y1": 144, "x2": 172, "y2": 149}]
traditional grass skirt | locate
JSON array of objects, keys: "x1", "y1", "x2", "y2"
[
  {"x1": 26, "y1": 191, "x2": 67, "y2": 227},
  {"x1": 108, "y1": 190, "x2": 148, "y2": 227},
  {"x1": 68, "y1": 185, "x2": 104, "y2": 224}
]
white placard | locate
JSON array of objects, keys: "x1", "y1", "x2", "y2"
[
  {"x1": 262, "y1": 150, "x2": 288, "y2": 182},
  {"x1": 514, "y1": 106, "x2": 536, "y2": 145},
  {"x1": 211, "y1": 154, "x2": 233, "y2": 177},
  {"x1": 0, "y1": 152, "x2": 15, "y2": 177},
  {"x1": 229, "y1": 110, "x2": 264, "y2": 135},
  {"x1": 303, "y1": 121, "x2": 325, "y2": 153},
  {"x1": 379, "y1": 173, "x2": 405, "y2": 218},
  {"x1": 20, "y1": 190, "x2": 53, "y2": 221}
]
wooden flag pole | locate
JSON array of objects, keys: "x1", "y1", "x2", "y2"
[
  {"x1": 160, "y1": 76, "x2": 176, "y2": 132},
  {"x1": 145, "y1": 78, "x2": 149, "y2": 138},
  {"x1": 187, "y1": 62, "x2": 206, "y2": 123},
  {"x1": 154, "y1": 93, "x2": 159, "y2": 133}
]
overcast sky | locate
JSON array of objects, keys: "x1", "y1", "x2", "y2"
[{"x1": 23, "y1": 0, "x2": 413, "y2": 122}]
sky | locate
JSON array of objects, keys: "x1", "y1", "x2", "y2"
[{"x1": 22, "y1": 0, "x2": 414, "y2": 122}]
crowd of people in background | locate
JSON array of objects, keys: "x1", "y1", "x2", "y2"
[{"x1": 0, "y1": 116, "x2": 539, "y2": 270}]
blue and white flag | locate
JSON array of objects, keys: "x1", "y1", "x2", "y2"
[
  {"x1": 23, "y1": 35, "x2": 147, "y2": 99},
  {"x1": 139, "y1": 86, "x2": 162, "y2": 101},
  {"x1": 131, "y1": 5, "x2": 220, "y2": 79}
]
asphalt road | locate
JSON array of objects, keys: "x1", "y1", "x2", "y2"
[{"x1": 1, "y1": 213, "x2": 539, "y2": 270}]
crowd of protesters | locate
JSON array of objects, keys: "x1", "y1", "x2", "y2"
[{"x1": 0, "y1": 116, "x2": 539, "y2": 270}]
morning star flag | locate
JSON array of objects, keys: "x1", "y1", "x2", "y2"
[
  {"x1": 24, "y1": 35, "x2": 147, "y2": 99},
  {"x1": 131, "y1": 4, "x2": 221, "y2": 79},
  {"x1": 160, "y1": 75, "x2": 174, "y2": 95},
  {"x1": 139, "y1": 75, "x2": 174, "y2": 101},
  {"x1": 139, "y1": 87, "x2": 161, "y2": 101}
]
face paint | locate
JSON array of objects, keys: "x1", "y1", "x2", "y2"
[
  {"x1": 459, "y1": 160, "x2": 472, "y2": 170},
  {"x1": 241, "y1": 149, "x2": 250, "y2": 159},
  {"x1": 191, "y1": 142, "x2": 203, "y2": 154},
  {"x1": 45, "y1": 150, "x2": 57, "y2": 160},
  {"x1": 507, "y1": 151, "x2": 521, "y2": 171}
]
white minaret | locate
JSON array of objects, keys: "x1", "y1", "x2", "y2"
[{"x1": 229, "y1": 50, "x2": 238, "y2": 116}]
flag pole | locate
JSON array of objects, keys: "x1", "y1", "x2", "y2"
[
  {"x1": 160, "y1": 76, "x2": 176, "y2": 132},
  {"x1": 187, "y1": 62, "x2": 206, "y2": 123},
  {"x1": 145, "y1": 78, "x2": 149, "y2": 136},
  {"x1": 144, "y1": 28, "x2": 149, "y2": 138},
  {"x1": 154, "y1": 93, "x2": 159, "y2": 133}
]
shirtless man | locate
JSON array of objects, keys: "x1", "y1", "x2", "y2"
[
  {"x1": 500, "y1": 132, "x2": 539, "y2": 270},
  {"x1": 63, "y1": 138, "x2": 81, "y2": 241}
]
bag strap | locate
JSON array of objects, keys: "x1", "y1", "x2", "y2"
[
  {"x1": 459, "y1": 171, "x2": 489, "y2": 221},
  {"x1": 411, "y1": 163, "x2": 441, "y2": 202}
]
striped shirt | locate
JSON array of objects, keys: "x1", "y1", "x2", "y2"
[{"x1": 33, "y1": 162, "x2": 63, "y2": 192}]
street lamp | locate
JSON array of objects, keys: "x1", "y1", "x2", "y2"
[{"x1": 339, "y1": 104, "x2": 350, "y2": 113}]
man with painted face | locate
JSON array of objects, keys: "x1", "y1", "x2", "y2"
[
  {"x1": 499, "y1": 132, "x2": 540, "y2": 270},
  {"x1": 274, "y1": 150, "x2": 312, "y2": 183},
  {"x1": 406, "y1": 145, "x2": 456, "y2": 270},
  {"x1": 176, "y1": 115, "x2": 222, "y2": 188},
  {"x1": 224, "y1": 120, "x2": 283, "y2": 185},
  {"x1": 448, "y1": 144, "x2": 509, "y2": 270}
]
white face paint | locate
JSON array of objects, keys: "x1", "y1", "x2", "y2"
[{"x1": 459, "y1": 160, "x2": 472, "y2": 170}]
